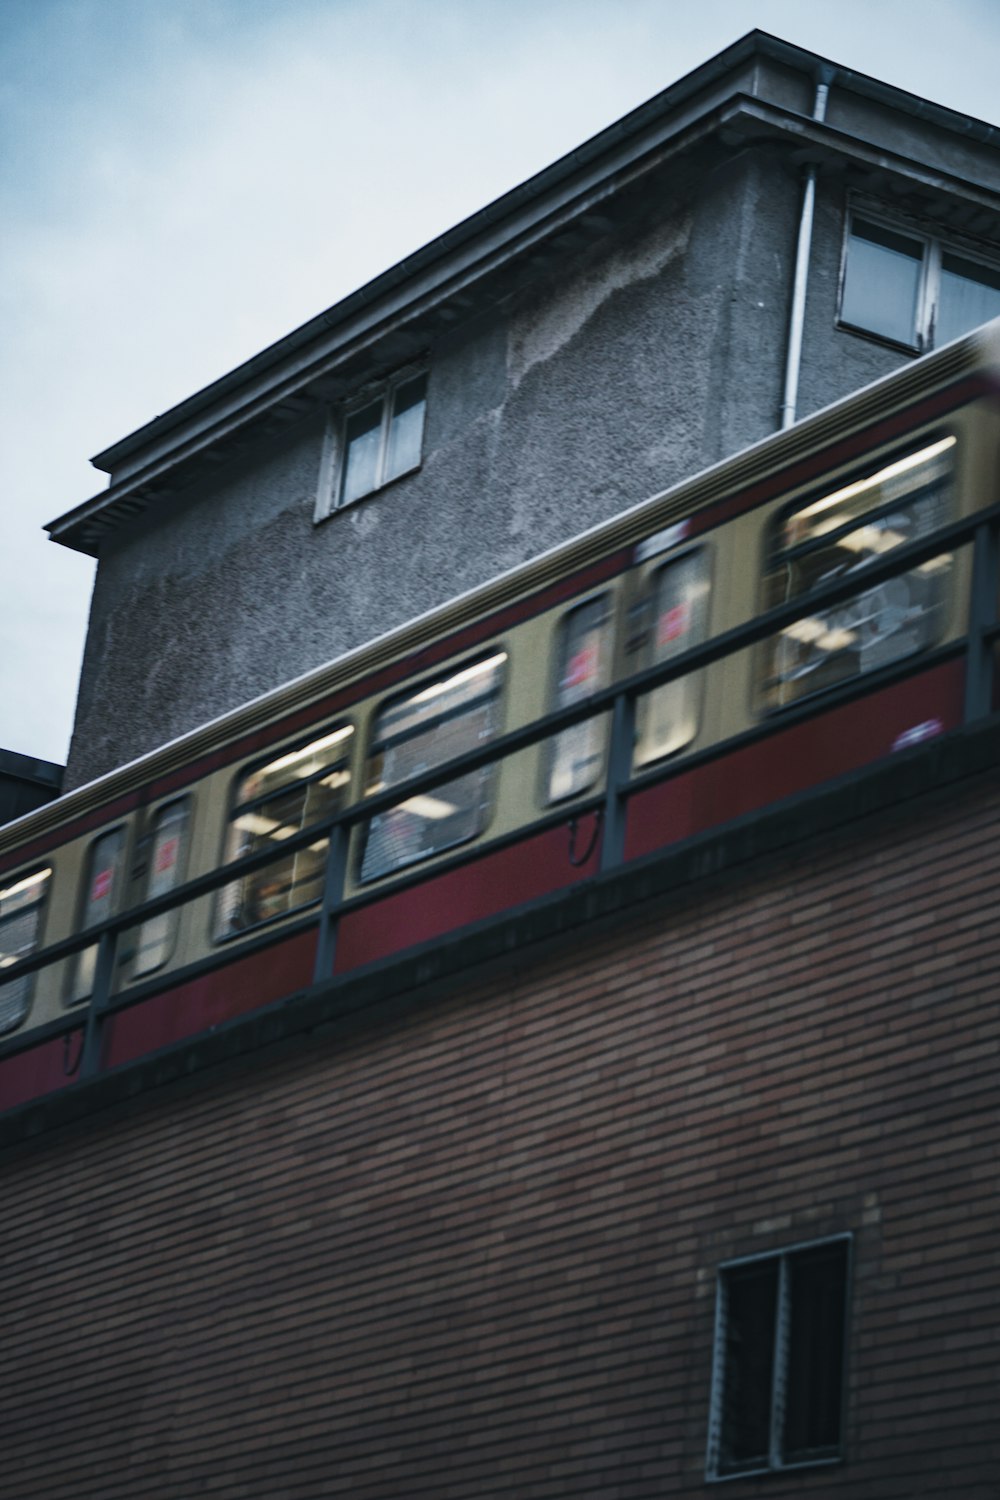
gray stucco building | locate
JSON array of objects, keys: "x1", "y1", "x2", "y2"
[{"x1": 48, "y1": 31, "x2": 1000, "y2": 789}]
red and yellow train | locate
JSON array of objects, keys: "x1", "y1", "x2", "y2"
[{"x1": 3, "y1": 322, "x2": 999, "y2": 1112}]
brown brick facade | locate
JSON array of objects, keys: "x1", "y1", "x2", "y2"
[{"x1": 3, "y1": 766, "x2": 999, "y2": 1498}]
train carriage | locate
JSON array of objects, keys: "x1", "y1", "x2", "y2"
[{"x1": 2, "y1": 320, "x2": 999, "y2": 1113}]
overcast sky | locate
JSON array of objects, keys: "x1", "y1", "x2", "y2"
[{"x1": 3, "y1": 0, "x2": 1000, "y2": 768}]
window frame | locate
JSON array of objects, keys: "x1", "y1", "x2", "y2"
[
  {"x1": 0, "y1": 865, "x2": 52, "y2": 1035},
  {"x1": 757, "y1": 431, "x2": 956, "y2": 714},
  {"x1": 705, "y1": 1234, "x2": 852, "y2": 1483},
  {"x1": 315, "y1": 365, "x2": 428, "y2": 522},
  {"x1": 541, "y1": 590, "x2": 615, "y2": 807},
  {"x1": 838, "y1": 204, "x2": 1000, "y2": 353},
  {"x1": 633, "y1": 542, "x2": 713, "y2": 768},
  {"x1": 65, "y1": 824, "x2": 130, "y2": 1007},
  {"x1": 214, "y1": 722, "x2": 354, "y2": 943},
  {"x1": 358, "y1": 647, "x2": 508, "y2": 885},
  {"x1": 127, "y1": 795, "x2": 193, "y2": 979}
]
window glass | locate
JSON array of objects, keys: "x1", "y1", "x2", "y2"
[
  {"x1": 0, "y1": 867, "x2": 51, "y2": 1034},
  {"x1": 338, "y1": 372, "x2": 427, "y2": 508},
  {"x1": 361, "y1": 652, "x2": 506, "y2": 882},
  {"x1": 69, "y1": 827, "x2": 128, "y2": 1004},
  {"x1": 217, "y1": 726, "x2": 353, "y2": 937},
  {"x1": 545, "y1": 596, "x2": 613, "y2": 803},
  {"x1": 936, "y1": 253, "x2": 1000, "y2": 347},
  {"x1": 385, "y1": 375, "x2": 427, "y2": 483},
  {"x1": 719, "y1": 1261, "x2": 778, "y2": 1470},
  {"x1": 762, "y1": 436, "x2": 955, "y2": 710},
  {"x1": 341, "y1": 400, "x2": 383, "y2": 505},
  {"x1": 841, "y1": 219, "x2": 922, "y2": 346},
  {"x1": 131, "y1": 799, "x2": 190, "y2": 976},
  {"x1": 784, "y1": 1242, "x2": 848, "y2": 1459},
  {"x1": 636, "y1": 549, "x2": 710, "y2": 765},
  {"x1": 709, "y1": 1239, "x2": 849, "y2": 1478}
]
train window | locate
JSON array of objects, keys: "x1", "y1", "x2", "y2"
[
  {"x1": 545, "y1": 596, "x2": 613, "y2": 803},
  {"x1": 68, "y1": 827, "x2": 128, "y2": 1005},
  {"x1": 217, "y1": 725, "x2": 353, "y2": 937},
  {"x1": 131, "y1": 798, "x2": 191, "y2": 976},
  {"x1": 636, "y1": 548, "x2": 711, "y2": 765},
  {"x1": 762, "y1": 436, "x2": 955, "y2": 710},
  {"x1": 0, "y1": 867, "x2": 51, "y2": 1034},
  {"x1": 360, "y1": 651, "x2": 507, "y2": 882}
]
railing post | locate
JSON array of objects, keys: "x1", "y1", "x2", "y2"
[
  {"x1": 79, "y1": 928, "x2": 118, "y2": 1079},
  {"x1": 600, "y1": 691, "x2": 636, "y2": 874},
  {"x1": 312, "y1": 823, "x2": 350, "y2": 983},
  {"x1": 964, "y1": 518, "x2": 999, "y2": 725}
]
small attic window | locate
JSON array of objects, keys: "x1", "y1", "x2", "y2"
[
  {"x1": 316, "y1": 370, "x2": 427, "y2": 521},
  {"x1": 706, "y1": 1237, "x2": 851, "y2": 1480}
]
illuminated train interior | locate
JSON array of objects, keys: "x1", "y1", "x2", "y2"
[{"x1": 2, "y1": 325, "x2": 999, "y2": 1113}]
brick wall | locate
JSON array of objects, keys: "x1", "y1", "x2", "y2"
[{"x1": 3, "y1": 768, "x2": 999, "y2": 1498}]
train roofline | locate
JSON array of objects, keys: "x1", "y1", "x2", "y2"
[{"x1": 6, "y1": 318, "x2": 1000, "y2": 856}]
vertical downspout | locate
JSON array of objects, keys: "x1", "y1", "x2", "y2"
[{"x1": 779, "y1": 66, "x2": 835, "y2": 429}]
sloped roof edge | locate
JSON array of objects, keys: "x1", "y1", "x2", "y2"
[{"x1": 48, "y1": 29, "x2": 1000, "y2": 542}]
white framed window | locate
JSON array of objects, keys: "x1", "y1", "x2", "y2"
[
  {"x1": 706, "y1": 1236, "x2": 850, "y2": 1481},
  {"x1": 840, "y1": 210, "x2": 1000, "y2": 351},
  {"x1": 316, "y1": 369, "x2": 427, "y2": 519}
]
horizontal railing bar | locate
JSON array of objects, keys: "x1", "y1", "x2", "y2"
[
  {"x1": 0, "y1": 909, "x2": 324, "y2": 1061},
  {"x1": 0, "y1": 634, "x2": 971, "y2": 1035},
  {"x1": 0, "y1": 791, "x2": 616, "y2": 1060},
  {"x1": 3, "y1": 505, "x2": 997, "y2": 994},
  {"x1": 5, "y1": 644, "x2": 991, "y2": 1067}
]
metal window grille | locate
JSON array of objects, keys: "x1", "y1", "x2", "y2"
[{"x1": 706, "y1": 1235, "x2": 850, "y2": 1481}]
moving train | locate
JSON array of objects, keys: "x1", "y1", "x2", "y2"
[{"x1": 2, "y1": 321, "x2": 999, "y2": 1112}]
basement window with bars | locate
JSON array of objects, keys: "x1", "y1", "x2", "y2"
[
  {"x1": 706, "y1": 1236, "x2": 850, "y2": 1481},
  {"x1": 840, "y1": 213, "x2": 1000, "y2": 351}
]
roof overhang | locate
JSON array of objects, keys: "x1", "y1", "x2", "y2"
[{"x1": 45, "y1": 30, "x2": 1000, "y2": 557}]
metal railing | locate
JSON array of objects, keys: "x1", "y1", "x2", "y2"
[{"x1": 3, "y1": 502, "x2": 999, "y2": 1083}]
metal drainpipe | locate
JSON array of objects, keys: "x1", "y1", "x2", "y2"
[{"x1": 779, "y1": 66, "x2": 836, "y2": 429}]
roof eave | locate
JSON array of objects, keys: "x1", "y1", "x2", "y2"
[{"x1": 47, "y1": 29, "x2": 1000, "y2": 554}]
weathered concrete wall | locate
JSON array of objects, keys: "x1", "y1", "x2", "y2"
[
  {"x1": 66, "y1": 147, "x2": 798, "y2": 785},
  {"x1": 4, "y1": 757, "x2": 998, "y2": 1496},
  {"x1": 66, "y1": 135, "x2": 964, "y2": 788}
]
